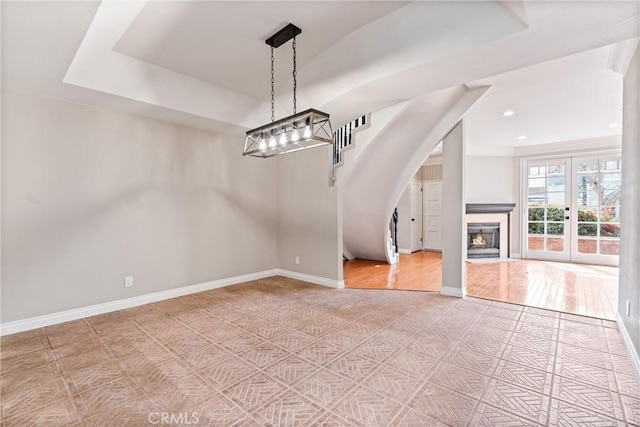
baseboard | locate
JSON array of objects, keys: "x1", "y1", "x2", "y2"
[
  {"x1": 616, "y1": 313, "x2": 640, "y2": 378},
  {"x1": 398, "y1": 248, "x2": 412, "y2": 254},
  {"x1": 276, "y1": 269, "x2": 345, "y2": 289},
  {"x1": 0, "y1": 268, "x2": 346, "y2": 336},
  {"x1": 343, "y1": 247, "x2": 355, "y2": 261},
  {"x1": 1, "y1": 269, "x2": 279, "y2": 336},
  {"x1": 511, "y1": 253, "x2": 522, "y2": 259},
  {"x1": 440, "y1": 286, "x2": 466, "y2": 298}
]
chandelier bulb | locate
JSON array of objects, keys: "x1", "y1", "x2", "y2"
[{"x1": 303, "y1": 125, "x2": 312, "y2": 139}]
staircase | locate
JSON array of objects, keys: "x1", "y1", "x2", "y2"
[{"x1": 336, "y1": 85, "x2": 489, "y2": 263}]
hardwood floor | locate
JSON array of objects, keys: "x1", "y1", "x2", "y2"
[
  {"x1": 343, "y1": 251, "x2": 619, "y2": 320},
  {"x1": 343, "y1": 251, "x2": 441, "y2": 292}
]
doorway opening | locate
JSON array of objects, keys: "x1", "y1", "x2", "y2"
[{"x1": 343, "y1": 150, "x2": 621, "y2": 320}]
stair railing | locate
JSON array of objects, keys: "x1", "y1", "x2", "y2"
[{"x1": 333, "y1": 114, "x2": 368, "y2": 166}]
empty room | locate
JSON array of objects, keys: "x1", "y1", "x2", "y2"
[{"x1": 1, "y1": 1, "x2": 639, "y2": 426}]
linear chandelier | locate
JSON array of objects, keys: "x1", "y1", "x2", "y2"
[{"x1": 243, "y1": 24, "x2": 333, "y2": 158}]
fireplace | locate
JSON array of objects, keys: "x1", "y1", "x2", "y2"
[
  {"x1": 465, "y1": 204, "x2": 515, "y2": 260},
  {"x1": 467, "y1": 223, "x2": 500, "y2": 258}
]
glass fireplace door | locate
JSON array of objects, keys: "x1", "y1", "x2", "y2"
[{"x1": 525, "y1": 158, "x2": 571, "y2": 261}]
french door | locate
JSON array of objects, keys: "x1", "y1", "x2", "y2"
[
  {"x1": 525, "y1": 155, "x2": 621, "y2": 266},
  {"x1": 526, "y1": 158, "x2": 571, "y2": 261},
  {"x1": 571, "y1": 156, "x2": 621, "y2": 265}
]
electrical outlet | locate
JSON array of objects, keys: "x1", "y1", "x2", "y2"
[
  {"x1": 626, "y1": 300, "x2": 631, "y2": 317},
  {"x1": 124, "y1": 276, "x2": 133, "y2": 288},
  {"x1": 295, "y1": 256, "x2": 300, "y2": 265}
]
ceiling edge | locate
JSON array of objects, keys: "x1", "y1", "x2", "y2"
[{"x1": 607, "y1": 37, "x2": 640, "y2": 75}]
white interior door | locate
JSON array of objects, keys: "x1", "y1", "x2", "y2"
[
  {"x1": 423, "y1": 180, "x2": 442, "y2": 251},
  {"x1": 410, "y1": 180, "x2": 423, "y2": 252},
  {"x1": 525, "y1": 158, "x2": 571, "y2": 262}
]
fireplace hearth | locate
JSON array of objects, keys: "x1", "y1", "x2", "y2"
[{"x1": 467, "y1": 222, "x2": 500, "y2": 258}]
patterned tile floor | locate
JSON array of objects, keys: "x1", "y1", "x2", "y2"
[{"x1": 1, "y1": 277, "x2": 639, "y2": 426}]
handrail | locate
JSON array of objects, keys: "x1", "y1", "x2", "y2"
[
  {"x1": 390, "y1": 207, "x2": 399, "y2": 255},
  {"x1": 333, "y1": 114, "x2": 367, "y2": 165}
]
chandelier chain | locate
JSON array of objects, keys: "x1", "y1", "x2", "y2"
[
  {"x1": 271, "y1": 46, "x2": 275, "y2": 123},
  {"x1": 292, "y1": 37, "x2": 297, "y2": 114}
]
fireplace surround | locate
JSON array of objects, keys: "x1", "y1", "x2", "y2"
[{"x1": 465, "y1": 203, "x2": 515, "y2": 259}]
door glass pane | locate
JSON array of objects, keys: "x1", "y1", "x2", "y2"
[
  {"x1": 578, "y1": 223, "x2": 597, "y2": 237},
  {"x1": 600, "y1": 240, "x2": 620, "y2": 255},
  {"x1": 600, "y1": 223, "x2": 620, "y2": 238},
  {"x1": 529, "y1": 208, "x2": 544, "y2": 221},
  {"x1": 578, "y1": 239, "x2": 597, "y2": 254},
  {"x1": 578, "y1": 160, "x2": 598, "y2": 172},
  {"x1": 546, "y1": 238, "x2": 564, "y2": 251},
  {"x1": 529, "y1": 178, "x2": 545, "y2": 192},
  {"x1": 577, "y1": 174, "x2": 597, "y2": 191},
  {"x1": 601, "y1": 181, "x2": 621, "y2": 191},
  {"x1": 528, "y1": 199, "x2": 543, "y2": 208},
  {"x1": 600, "y1": 207, "x2": 620, "y2": 222},
  {"x1": 578, "y1": 207, "x2": 598, "y2": 222},
  {"x1": 601, "y1": 190, "x2": 621, "y2": 207},
  {"x1": 547, "y1": 163, "x2": 565, "y2": 175},
  {"x1": 600, "y1": 175, "x2": 621, "y2": 190},
  {"x1": 600, "y1": 160, "x2": 621, "y2": 171},
  {"x1": 547, "y1": 193, "x2": 564, "y2": 204},
  {"x1": 546, "y1": 206, "x2": 564, "y2": 221},
  {"x1": 547, "y1": 176, "x2": 565, "y2": 191},
  {"x1": 577, "y1": 191, "x2": 598, "y2": 207},
  {"x1": 528, "y1": 223, "x2": 544, "y2": 234},
  {"x1": 529, "y1": 237, "x2": 544, "y2": 250},
  {"x1": 529, "y1": 166, "x2": 545, "y2": 177},
  {"x1": 547, "y1": 223, "x2": 564, "y2": 235},
  {"x1": 601, "y1": 171, "x2": 621, "y2": 181}
]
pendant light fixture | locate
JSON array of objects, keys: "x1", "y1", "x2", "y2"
[{"x1": 243, "y1": 24, "x2": 333, "y2": 158}]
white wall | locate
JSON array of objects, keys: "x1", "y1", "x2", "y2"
[
  {"x1": 619, "y1": 44, "x2": 639, "y2": 362},
  {"x1": 441, "y1": 121, "x2": 466, "y2": 296},
  {"x1": 465, "y1": 156, "x2": 514, "y2": 203},
  {"x1": 277, "y1": 147, "x2": 340, "y2": 281},
  {"x1": 1, "y1": 91, "x2": 278, "y2": 322}
]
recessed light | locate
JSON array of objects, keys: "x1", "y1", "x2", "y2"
[
  {"x1": 518, "y1": 135, "x2": 527, "y2": 140},
  {"x1": 609, "y1": 123, "x2": 619, "y2": 128},
  {"x1": 503, "y1": 110, "x2": 515, "y2": 117}
]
